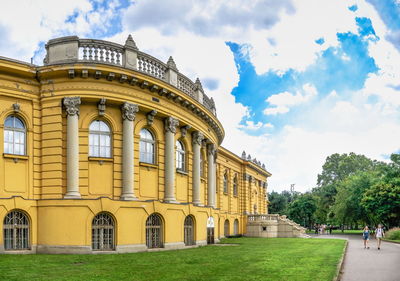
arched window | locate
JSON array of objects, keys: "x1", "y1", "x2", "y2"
[
  {"x1": 184, "y1": 216, "x2": 195, "y2": 246},
  {"x1": 146, "y1": 214, "x2": 163, "y2": 248},
  {"x1": 140, "y1": 128, "x2": 155, "y2": 164},
  {"x1": 224, "y1": 219, "x2": 230, "y2": 237},
  {"x1": 3, "y1": 210, "x2": 30, "y2": 250},
  {"x1": 92, "y1": 213, "x2": 115, "y2": 251},
  {"x1": 176, "y1": 140, "x2": 185, "y2": 171},
  {"x1": 4, "y1": 116, "x2": 26, "y2": 155},
  {"x1": 223, "y1": 172, "x2": 228, "y2": 194},
  {"x1": 234, "y1": 219, "x2": 239, "y2": 235},
  {"x1": 233, "y1": 175, "x2": 238, "y2": 196},
  {"x1": 89, "y1": 120, "x2": 111, "y2": 157}
]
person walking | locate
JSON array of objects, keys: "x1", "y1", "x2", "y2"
[
  {"x1": 375, "y1": 224, "x2": 385, "y2": 250},
  {"x1": 362, "y1": 226, "x2": 370, "y2": 249}
]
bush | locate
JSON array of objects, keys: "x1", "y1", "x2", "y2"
[{"x1": 386, "y1": 228, "x2": 400, "y2": 240}]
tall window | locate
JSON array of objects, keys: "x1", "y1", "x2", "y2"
[
  {"x1": 176, "y1": 140, "x2": 185, "y2": 171},
  {"x1": 233, "y1": 175, "x2": 238, "y2": 196},
  {"x1": 146, "y1": 214, "x2": 163, "y2": 248},
  {"x1": 4, "y1": 116, "x2": 26, "y2": 155},
  {"x1": 224, "y1": 219, "x2": 230, "y2": 237},
  {"x1": 184, "y1": 216, "x2": 195, "y2": 246},
  {"x1": 89, "y1": 120, "x2": 111, "y2": 157},
  {"x1": 223, "y1": 172, "x2": 228, "y2": 194},
  {"x1": 234, "y1": 219, "x2": 239, "y2": 235},
  {"x1": 92, "y1": 213, "x2": 115, "y2": 251},
  {"x1": 3, "y1": 210, "x2": 30, "y2": 250},
  {"x1": 140, "y1": 128, "x2": 155, "y2": 164}
]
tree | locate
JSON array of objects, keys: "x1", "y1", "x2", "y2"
[
  {"x1": 361, "y1": 183, "x2": 400, "y2": 228},
  {"x1": 268, "y1": 190, "x2": 299, "y2": 214},
  {"x1": 286, "y1": 193, "x2": 316, "y2": 227}
]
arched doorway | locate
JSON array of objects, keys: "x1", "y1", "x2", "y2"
[
  {"x1": 146, "y1": 214, "x2": 163, "y2": 248},
  {"x1": 206, "y1": 217, "x2": 215, "y2": 244},
  {"x1": 92, "y1": 212, "x2": 115, "y2": 251},
  {"x1": 184, "y1": 216, "x2": 195, "y2": 246},
  {"x1": 224, "y1": 219, "x2": 230, "y2": 237}
]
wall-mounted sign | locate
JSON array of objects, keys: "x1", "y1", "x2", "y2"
[{"x1": 207, "y1": 216, "x2": 214, "y2": 228}]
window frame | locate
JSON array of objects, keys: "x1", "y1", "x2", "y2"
[
  {"x1": 233, "y1": 175, "x2": 238, "y2": 196},
  {"x1": 223, "y1": 172, "x2": 228, "y2": 194},
  {"x1": 4, "y1": 115, "x2": 26, "y2": 156},
  {"x1": 92, "y1": 212, "x2": 115, "y2": 251},
  {"x1": 88, "y1": 120, "x2": 112, "y2": 158},
  {"x1": 176, "y1": 140, "x2": 186, "y2": 172},
  {"x1": 3, "y1": 210, "x2": 30, "y2": 250},
  {"x1": 139, "y1": 128, "x2": 156, "y2": 164}
]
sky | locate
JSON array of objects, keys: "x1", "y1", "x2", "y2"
[{"x1": 1, "y1": 0, "x2": 400, "y2": 193}]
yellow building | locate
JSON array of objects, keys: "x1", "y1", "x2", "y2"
[{"x1": 0, "y1": 36, "x2": 271, "y2": 253}]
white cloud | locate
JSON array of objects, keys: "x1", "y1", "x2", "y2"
[
  {"x1": 264, "y1": 83, "x2": 317, "y2": 115},
  {"x1": 238, "y1": 121, "x2": 274, "y2": 130}
]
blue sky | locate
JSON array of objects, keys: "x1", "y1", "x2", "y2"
[{"x1": 1, "y1": 0, "x2": 400, "y2": 192}]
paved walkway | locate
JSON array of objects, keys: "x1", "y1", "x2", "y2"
[{"x1": 312, "y1": 234, "x2": 400, "y2": 281}]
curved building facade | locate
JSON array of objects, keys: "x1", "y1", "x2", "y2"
[{"x1": 0, "y1": 36, "x2": 270, "y2": 253}]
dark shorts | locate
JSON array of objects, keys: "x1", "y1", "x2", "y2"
[{"x1": 363, "y1": 235, "x2": 369, "y2": 240}]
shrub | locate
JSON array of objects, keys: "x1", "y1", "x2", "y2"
[{"x1": 386, "y1": 228, "x2": 400, "y2": 240}]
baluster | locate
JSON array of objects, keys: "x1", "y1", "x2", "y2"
[
  {"x1": 105, "y1": 47, "x2": 110, "y2": 62},
  {"x1": 83, "y1": 46, "x2": 87, "y2": 60},
  {"x1": 88, "y1": 45, "x2": 93, "y2": 60},
  {"x1": 138, "y1": 57, "x2": 143, "y2": 71},
  {"x1": 94, "y1": 45, "x2": 99, "y2": 61},
  {"x1": 116, "y1": 52, "x2": 121, "y2": 65},
  {"x1": 111, "y1": 49, "x2": 115, "y2": 64}
]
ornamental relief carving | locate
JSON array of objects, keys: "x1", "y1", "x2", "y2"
[
  {"x1": 164, "y1": 116, "x2": 179, "y2": 134},
  {"x1": 63, "y1": 96, "x2": 81, "y2": 116},
  {"x1": 192, "y1": 131, "x2": 204, "y2": 146},
  {"x1": 121, "y1": 102, "x2": 139, "y2": 121}
]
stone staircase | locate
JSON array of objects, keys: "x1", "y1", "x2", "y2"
[{"x1": 246, "y1": 214, "x2": 306, "y2": 238}]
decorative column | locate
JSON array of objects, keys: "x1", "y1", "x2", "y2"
[
  {"x1": 121, "y1": 102, "x2": 139, "y2": 200},
  {"x1": 192, "y1": 131, "x2": 204, "y2": 205},
  {"x1": 164, "y1": 116, "x2": 179, "y2": 202},
  {"x1": 64, "y1": 97, "x2": 81, "y2": 199},
  {"x1": 207, "y1": 143, "x2": 216, "y2": 207}
]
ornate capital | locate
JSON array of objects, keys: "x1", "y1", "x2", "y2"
[
  {"x1": 146, "y1": 110, "x2": 157, "y2": 126},
  {"x1": 63, "y1": 97, "x2": 81, "y2": 116},
  {"x1": 192, "y1": 131, "x2": 204, "y2": 146},
  {"x1": 121, "y1": 102, "x2": 139, "y2": 121},
  {"x1": 207, "y1": 143, "x2": 216, "y2": 156},
  {"x1": 164, "y1": 116, "x2": 179, "y2": 134}
]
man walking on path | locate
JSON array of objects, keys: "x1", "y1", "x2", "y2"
[{"x1": 375, "y1": 224, "x2": 385, "y2": 250}]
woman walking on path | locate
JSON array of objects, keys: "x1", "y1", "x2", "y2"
[
  {"x1": 363, "y1": 226, "x2": 370, "y2": 249},
  {"x1": 375, "y1": 224, "x2": 385, "y2": 250}
]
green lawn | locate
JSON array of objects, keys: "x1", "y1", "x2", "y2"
[{"x1": 0, "y1": 237, "x2": 346, "y2": 281}]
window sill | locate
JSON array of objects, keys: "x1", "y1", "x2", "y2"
[
  {"x1": 88, "y1": 157, "x2": 113, "y2": 163},
  {"x1": 176, "y1": 169, "x2": 188, "y2": 176},
  {"x1": 3, "y1": 153, "x2": 28, "y2": 161},
  {"x1": 140, "y1": 162, "x2": 158, "y2": 169}
]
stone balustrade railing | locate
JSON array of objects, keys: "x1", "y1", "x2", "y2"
[
  {"x1": 43, "y1": 35, "x2": 216, "y2": 115},
  {"x1": 247, "y1": 214, "x2": 281, "y2": 222}
]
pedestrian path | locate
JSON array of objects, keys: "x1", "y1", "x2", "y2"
[{"x1": 312, "y1": 234, "x2": 400, "y2": 281}]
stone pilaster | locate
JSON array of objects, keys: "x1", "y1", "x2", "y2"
[
  {"x1": 121, "y1": 102, "x2": 139, "y2": 200},
  {"x1": 64, "y1": 97, "x2": 81, "y2": 199},
  {"x1": 192, "y1": 131, "x2": 204, "y2": 205},
  {"x1": 207, "y1": 143, "x2": 216, "y2": 208},
  {"x1": 164, "y1": 116, "x2": 179, "y2": 202}
]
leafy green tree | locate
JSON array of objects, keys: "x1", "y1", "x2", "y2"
[
  {"x1": 361, "y1": 183, "x2": 400, "y2": 227},
  {"x1": 286, "y1": 193, "x2": 316, "y2": 227},
  {"x1": 268, "y1": 190, "x2": 299, "y2": 214}
]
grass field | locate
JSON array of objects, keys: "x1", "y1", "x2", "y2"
[{"x1": 0, "y1": 237, "x2": 346, "y2": 281}]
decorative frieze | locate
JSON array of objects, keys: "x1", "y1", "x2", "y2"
[
  {"x1": 121, "y1": 102, "x2": 139, "y2": 121},
  {"x1": 63, "y1": 97, "x2": 81, "y2": 116},
  {"x1": 164, "y1": 116, "x2": 179, "y2": 134}
]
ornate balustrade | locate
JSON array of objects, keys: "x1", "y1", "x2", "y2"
[{"x1": 43, "y1": 35, "x2": 216, "y2": 115}]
